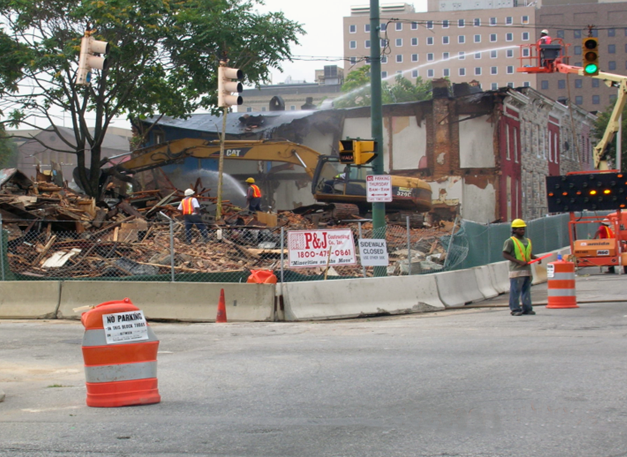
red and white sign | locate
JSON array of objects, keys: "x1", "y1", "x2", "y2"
[
  {"x1": 287, "y1": 229, "x2": 357, "y2": 268},
  {"x1": 366, "y1": 175, "x2": 392, "y2": 203}
]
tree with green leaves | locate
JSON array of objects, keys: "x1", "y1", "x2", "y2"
[
  {"x1": 0, "y1": 0, "x2": 303, "y2": 198},
  {"x1": 592, "y1": 100, "x2": 627, "y2": 171},
  {"x1": 333, "y1": 66, "x2": 433, "y2": 109},
  {"x1": 0, "y1": 125, "x2": 18, "y2": 169}
]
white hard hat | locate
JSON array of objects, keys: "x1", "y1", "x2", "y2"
[
  {"x1": 601, "y1": 219, "x2": 611, "y2": 226},
  {"x1": 541, "y1": 29, "x2": 549, "y2": 35},
  {"x1": 184, "y1": 188, "x2": 194, "y2": 196}
]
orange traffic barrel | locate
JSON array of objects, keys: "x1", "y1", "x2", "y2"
[
  {"x1": 81, "y1": 298, "x2": 161, "y2": 407},
  {"x1": 546, "y1": 257, "x2": 578, "y2": 309},
  {"x1": 247, "y1": 269, "x2": 278, "y2": 284}
]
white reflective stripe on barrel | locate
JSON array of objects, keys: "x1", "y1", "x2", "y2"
[
  {"x1": 84, "y1": 361, "x2": 157, "y2": 383},
  {"x1": 547, "y1": 289, "x2": 576, "y2": 296},
  {"x1": 550, "y1": 272, "x2": 575, "y2": 280},
  {"x1": 82, "y1": 327, "x2": 158, "y2": 346}
]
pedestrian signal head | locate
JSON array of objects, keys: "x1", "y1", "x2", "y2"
[
  {"x1": 511, "y1": 219, "x2": 527, "y2": 228},
  {"x1": 184, "y1": 189, "x2": 194, "y2": 196}
]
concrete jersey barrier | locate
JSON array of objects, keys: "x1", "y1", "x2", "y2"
[
  {"x1": 434, "y1": 269, "x2": 485, "y2": 308},
  {"x1": 57, "y1": 281, "x2": 275, "y2": 322},
  {"x1": 473, "y1": 265, "x2": 499, "y2": 299},
  {"x1": 0, "y1": 281, "x2": 61, "y2": 319},
  {"x1": 282, "y1": 274, "x2": 445, "y2": 321}
]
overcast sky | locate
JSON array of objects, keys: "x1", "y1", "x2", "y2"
[{"x1": 256, "y1": 0, "x2": 429, "y2": 84}]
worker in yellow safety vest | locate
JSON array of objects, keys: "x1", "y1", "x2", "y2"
[
  {"x1": 245, "y1": 177, "x2": 262, "y2": 212},
  {"x1": 502, "y1": 219, "x2": 539, "y2": 316},
  {"x1": 178, "y1": 188, "x2": 209, "y2": 244}
]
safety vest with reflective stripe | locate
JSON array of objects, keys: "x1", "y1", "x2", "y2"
[
  {"x1": 600, "y1": 226, "x2": 615, "y2": 238},
  {"x1": 511, "y1": 236, "x2": 532, "y2": 262},
  {"x1": 181, "y1": 197, "x2": 195, "y2": 215},
  {"x1": 250, "y1": 184, "x2": 261, "y2": 198}
]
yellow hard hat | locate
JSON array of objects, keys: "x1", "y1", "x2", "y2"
[
  {"x1": 511, "y1": 219, "x2": 527, "y2": 228},
  {"x1": 246, "y1": 177, "x2": 255, "y2": 184}
]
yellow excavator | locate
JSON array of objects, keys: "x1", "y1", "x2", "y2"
[{"x1": 110, "y1": 138, "x2": 432, "y2": 214}]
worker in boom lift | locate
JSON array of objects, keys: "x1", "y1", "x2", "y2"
[
  {"x1": 502, "y1": 219, "x2": 539, "y2": 316},
  {"x1": 178, "y1": 188, "x2": 209, "y2": 244},
  {"x1": 538, "y1": 29, "x2": 553, "y2": 67},
  {"x1": 594, "y1": 219, "x2": 616, "y2": 274},
  {"x1": 245, "y1": 177, "x2": 262, "y2": 212}
]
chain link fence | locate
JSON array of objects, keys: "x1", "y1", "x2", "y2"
[{"x1": 0, "y1": 213, "x2": 578, "y2": 282}]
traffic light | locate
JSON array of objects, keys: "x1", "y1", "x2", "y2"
[
  {"x1": 217, "y1": 64, "x2": 244, "y2": 107},
  {"x1": 582, "y1": 37, "x2": 599, "y2": 76},
  {"x1": 546, "y1": 172, "x2": 627, "y2": 212},
  {"x1": 338, "y1": 139, "x2": 377, "y2": 165},
  {"x1": 76, "y1": 34, "x2": 109, "y2": 86}
]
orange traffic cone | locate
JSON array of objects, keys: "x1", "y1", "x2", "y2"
[{"x1": 216, "y1": 288, "x2": 227, "y2": 323}]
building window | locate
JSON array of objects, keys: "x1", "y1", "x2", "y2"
[
  {"x1": 412, "y1": 70, "x2": 418, "y2": 78},
  {"x1": 475, "y1": 67, "x2": 482, "y2": 75},
  {"x1": 427, "y1": 36, "x2": 434, "y2": 45},
  {"x1": 558, "y1": 80, "x2": 566, "y2": 89},
  {"x1": 443, "y1": 52, "x2": 450, "y2": 60},
  {"x1": 411, "y1": 37, "x2": 418, "y2": 46},
  {"x1": 246, "y1": 107, "x2": 252, "y2": 112},
  {"x1": 427, "y1": 69, "x2": 434, "y2": 78},
  {"x1": 557, "y1": 30, "x2": 564, "y2": 39},
  {"x1": 381, "y1": 55, "x2": 387, "y2": 64},
  {"x1": 575, "y1": 79, "x2": 582, "y2": 88},
  {"x1": 610, "y1": 94, "x2": 617, "y2": 103},
  {"x1": 459, "y1": 51, "x2": 465, "y2": 60},
  {"x1": 458, "y1": 35, "x2": 465, "y2": 44},
  {"x1": 507, "y1": 66, "x2": 514, "y2": 74},
  {"x1": 491, "y1": 82, "x2": 498, "y2": 90},
  {"x1": 522, "y1": 48, "x2": 530, "y2": 57},
  {"x1": 395, "y1": 22, "x2": 402, "y2": 31},
  {"x1": 443, "y1": 68, "x2": 450, "y2": 77},
  {"x1": 521, "y1": 15, "x2": 529, "y2": 24},
  {"x1": 349, "y1": 25, "x2": 356, "y2": 33},
  {"x1": 572, "y1": 30, "x2": 580, "y2": 39},
  {"x1": 443, "y1": 36, "x2": 450, "y2": 44},
  {"x1": 592, "y1": 95, "x2": 600, "y2": 105},
  {"x1": 365, "y1": 40, "x2": 370, "y2": 48},
  {"x1": 427, "y1": 53, "x2": 434, "y2": 61},
  {"x1": 427, "y1": 20, "x2": 433, "y2": 29},
  {"x1": 523, "y1": 81, "x2": 530, "y2": 87},
  {"x1": 609, "y1": 28, "x2": 616, "y2": 37},
  {"x1": 490, "y1": 50, "x2": 497, "y2": 59},
  {"x1": 396, "y1": 54, "x2": 403, "y2": 63},
  {"x1": 592, "y1": 79, "x2": 600, "y2": 88},
  {"x1": 506, "y1": 32, "x2": 513, "y2": 42},
  {"x1": 459, "y1": 68, "x2": 466, "y2": 76},
  {"x1": 380, "y1": 23, "x2": 387, "y2": 31},
  {"x1": 411, "y1": 22, "x2": 418, "y2": 30},
  {"x1": 349, "y1": 41, "x2": 356, "y2": 49},
  {"x1": 381, "y1": 39, "x2": 387, "y2": 48},
  {"x1": 475, "y1": 52, "x2": 481, "y2": 59},
  {"x1": 490, "y1": 17, "x2": 497, "y2": 26},
  {"x1": 507, "y1": 82, "x2": 514, "y2": 88},
  {"x1": 491, "y1": 66, "x2": 498, "y2": 75},
  {"x1": 365, "y1": 24, "x2": 370, "y2": 32},
  {"x1": 474, "y1": 34, "x2": 481, "y2": 43},
  {"x1": 506, "y1": 16, "x2": 513, "y2": 25},
  {"x1": 609, "y1": 44, "x2": 616, "y2": 54},
  {"x1": 591, "y1": 29, "x2": 598, "y2": 37},
  {"x1": 458, "y1": 19, "x2": 465, "y2": 28},
  {"x1": 411, "y1": 54, "x2": 418, "y2": 62},
  {"x1": 522, "y1": 32, "x2": 529, "y2": 41},
  {"x1": 490, "y1": 34, "x2": 497, "y2": 42},
  {"x1": 506, "y1": 49, "x2": 514, "y2": 58},
  {"x1": 609, "y1": 61, "x2": 617, "y2": 70},
  {"x1": 474, "y1": 18, "x2": 481, "y2": 27},
  {"x1": 574, "y1": 46, "x2": 581, "y2": 55},
  {"x1": 261, "y1": 106, "x2": 267, "y2": 111},
  {"x1": 381, "y1": 71, "x2": 387, "y2": 78},
  {"x1": 575, "y1": 95, "x2": 583, "y2": 105},
  {"x1": 290, "y1": 105, "x2": 296, "y2": 110},
  {"x1": 396, "y1": 38, "x2": 403, "y2": 47},
  {"x1": 396, "y1": 70, "x2": 402, "y2": 75},
  {"x1": 350, "y1": 57, "x2": 356, "y2": 64},
  {"x1": 443, "y1": 20, "x2": 449, "y2": 28},
  {"x1": 541, "y1": 80, "x2": 549, "y2": 90}
]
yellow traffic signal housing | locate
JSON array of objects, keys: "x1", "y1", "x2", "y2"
[
  {"x1": 218, "y1": 63, "x2": 244, "y2": 107},
  {"x1": 582, "y1": 37, "x2": 600, "y2": 76},
  {"x1": 338, "y1": 139, "x2": 377, "y2": 165}
]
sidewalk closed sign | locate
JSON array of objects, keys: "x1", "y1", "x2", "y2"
[
  {"x1": 358, "y1": 239, "x2": 389, "y2": 266},
  {"x1": 102, "y1": 310, "x2": 149, "y2": 344},
  {"x1": 366, "y1": 175, "x2": 392, "y2": 203},
  {"x1": 288, "y1": 229, "x2": 357, "y2": 268}
]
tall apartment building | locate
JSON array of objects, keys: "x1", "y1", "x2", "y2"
[{"x1": 343, "y1": 1, "x2": 627, "y2": 112}]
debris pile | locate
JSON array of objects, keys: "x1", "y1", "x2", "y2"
[{"x1": 0, "y1": 168, "x2": 458, "y2": 279}]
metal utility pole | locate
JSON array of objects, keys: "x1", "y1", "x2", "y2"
[
  {"x1": 369, "y1": 0, "x2": 387, "y2": 276},
  {"x1": 216, "y1": 106, "x2": 227, "y2": 221}
]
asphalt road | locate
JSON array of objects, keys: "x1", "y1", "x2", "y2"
[{"x1": 1, "y1": 272, "x2": 627, "y2": 457}]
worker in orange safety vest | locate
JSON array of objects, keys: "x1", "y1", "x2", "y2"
[
  {"x1": 595, "y1": 219, "x2": 616, "y2": 273},
  {"x1": 502, "y1": 219, "x2": 539, "y2": 316},
  {"x1": 245, "y1": 177, "x2": 262, "y2": 212},
  {"x1": 178, "y1": 188, "x2": 209, "y2": 244}
]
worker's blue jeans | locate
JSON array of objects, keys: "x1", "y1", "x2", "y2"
[
  {"x1": 509, "y1": 276, "x2": 532, "y2": 313},
  {"x1": 184, "y1": 214, "x2": 208, "y2": 243}
]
